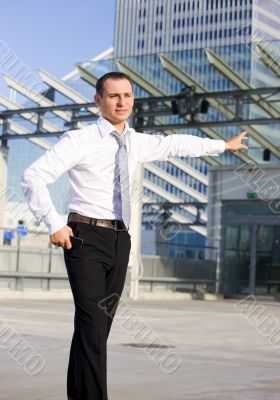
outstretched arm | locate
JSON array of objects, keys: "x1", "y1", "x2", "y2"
[{"x1": 135, "y1": 130, "x2": 248, "y2": 163}]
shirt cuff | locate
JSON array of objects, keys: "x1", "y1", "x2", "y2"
[
  {"x1": 44, "y1": 209, "x2": 67, "y2": 235},
  {"x1": 213, "y1": 140, "x2": 226, "y2": 155}
]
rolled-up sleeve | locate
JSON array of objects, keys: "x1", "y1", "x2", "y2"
[
  {"x1": 21, "y1": 130, "x2": 83, "y2": 235},
  {"x1": 135, "y1": 132, "x2": 225, "y2": 163}
]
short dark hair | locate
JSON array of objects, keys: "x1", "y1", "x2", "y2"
[{"x1": 95, "y1": 72, "x2": 133, "y2": 96}]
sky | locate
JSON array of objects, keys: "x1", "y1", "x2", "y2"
[{"x1": 0, "y1": 0, "x2": 116, "y2": 97}]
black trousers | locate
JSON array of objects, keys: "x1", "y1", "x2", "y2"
[{"x1": 64, "y1": 221, "x2": 131, "y2": 400}]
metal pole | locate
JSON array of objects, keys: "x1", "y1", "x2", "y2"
[
  {"x1": 47, "y1": 242, "x2": 53, "y2": 291},
  {"x1": 249, "y1": 225, "x2": 257, "y2": 295},
  {"x1": 128, "y1": 164, "x2": 144, "y2": 300},
  {"x1": 15, "y1": 234, "x2": 22, "y2": 290}
]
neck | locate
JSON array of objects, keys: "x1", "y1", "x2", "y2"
[{"x1": 113, "y1": 122, "x2": 126, "y2": 134}]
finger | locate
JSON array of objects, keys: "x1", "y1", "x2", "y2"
[
  {"x1": 65, "y1": 239, "x2": 72, "y2": 250},
  {"x1": 240, "y1": 131, "x2": 248, "y2": 139},
  {"x1": 67, "y1": 227, "x2": 74, "y2": 236}
]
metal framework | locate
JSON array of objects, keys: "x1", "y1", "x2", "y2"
[{"x1": 1, "y1": 86, "x2": 280, "y2": 145}]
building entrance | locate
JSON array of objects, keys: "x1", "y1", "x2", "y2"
[{"x1": 224, "y1": 223, "x2": 280, "y2": 296}]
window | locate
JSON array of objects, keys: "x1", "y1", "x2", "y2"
[
  {"x1": 142, "y1": 40, "x2": 144, "y2": 48},
  {"x1": 161, "y1": 5, "x2": 163, "y2": 14},
  {"x1": 159, "y1": 37, "x2": 162, "y2": 46},
  {"x1": 143, "y1": 8, "x2": 146, "y2": 17},
  {"x1": 205, "y1": 31, "x2": 208, "y2": 40},
  {"x1": 139, "y1": 9, "x2": 141, "y2": 17},
  {"x1": 172, "y1": 35, "x2": 176, "y2": 44},
  {"x1": 178, "y1": 3, "x2": 181, "y2": 11},
  {"x1": 178, "y1": 19, "x2": 180, "y2": 27},
  {"x1": 142, "y1": 24, "x2": 145, "y2": 33},
  {"x1": 156, "y1": 6, "x2": 159, "y2": 15},
  {"x1": 155, "y1": 38, "x2": 158, "y2": 46},
  {"x1": 177, "y1": 35, "x2": 180, "y2": 43},
  {"x1": 181, "y1": 34, "x2": 184, "y2": 43},
  {"x1": 138, "y1": 25, "x2": 141, "y2": 33},
  {"x1": 160, "y1": 21, "x2": 163, "y2": 30},
  {"x1": 174, "y1": 4, "x2": 177, "y2": 12},
  {"x1": 155, "y1": 22, "x2": 158, "y2": 31},
  {"x1": 173, "y1": 19, "x2": 176, "y2": 28},
  {"x1": 182, "y1": 18, "x2": 185, "y2": 27}
]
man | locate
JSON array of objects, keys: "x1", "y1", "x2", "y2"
[{"x1": 22, "y1": 72, "x2": 248, "y2": 400}]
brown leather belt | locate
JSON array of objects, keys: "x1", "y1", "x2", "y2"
[{"x1": 68, "y1": 213, "x2": 128, "y2": 231}]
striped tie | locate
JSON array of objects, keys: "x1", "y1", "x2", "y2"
[{"x1": 111, "y1": 131, "x2": 131, "y2": 229}]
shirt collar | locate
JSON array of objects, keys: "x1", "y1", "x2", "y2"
[{"x1": 97, "y1": 116, "x2": 131, "y2": 138}]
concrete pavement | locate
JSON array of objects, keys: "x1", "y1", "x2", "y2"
[{"x1": 0, "y1": 297, "x2": 279, "y2": 400}]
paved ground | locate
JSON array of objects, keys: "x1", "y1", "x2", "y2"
[{"x1": 0, "y1": 297, "x2": 279, "y2": 400}]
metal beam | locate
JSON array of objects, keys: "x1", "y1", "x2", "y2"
[
  {"x1": 205, "y1": 48, "x2": 280, "y2": 159},
  {"x1": 4, "y1": 75, "x2": 85, "y2": 128},
  {"x1": 256, "y1": 42, "x2": 280, "y2": 77},
  {"x1": 0, "y1": 119, "x2": 50, "y2": 150},
  {"x1": 160, "y1": 52, "x2": 274, "y2": 164},
  {"x1": 143, "y1": 179, "x2": 206, "y2": 236},
  {"x1": 0, "y1": 95, "x2": 60, "y2": 133},
  {"x1": 37, "y1": 69, "x2": 99, "y2": 115},
  {"x1": 145, "y1": 163, "x2": 207, "y2": 203},
  {"x1": 142, "y1": 195, "x2": 206, "y2": 235},
  {"x1": 75, "y1": 64, "x2": 98, "y2": 87},
  {"x1": 205, "y1": 48, "x2": 280, "y2": 119}
]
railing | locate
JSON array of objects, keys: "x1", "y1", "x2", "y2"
[{"x1": 0, "y1": 227, "x2": 218, "y2": 293}]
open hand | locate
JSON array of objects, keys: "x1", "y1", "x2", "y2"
[
  {"x1": 50, "y1": 225, "x2": 73, "y2": 249},
  {"x1": 225, "y1": 131, "x2": 248, "y2": 154}
]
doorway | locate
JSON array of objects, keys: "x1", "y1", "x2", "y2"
[{"x1": 224, "y1": 223, "x2": 280, "y2": 296}]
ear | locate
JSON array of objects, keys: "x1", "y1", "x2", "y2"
[{"x1": 94, "y1": 94, "x2": 101, "y2": 107}]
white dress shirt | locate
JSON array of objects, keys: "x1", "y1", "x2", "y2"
[{"x1": 21, "y1": 116, "x2": 225, "y2": 234}]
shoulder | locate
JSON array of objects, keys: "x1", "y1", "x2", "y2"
[{"x1": 60, "y1": 123, "x2": 99, "y2": 143}]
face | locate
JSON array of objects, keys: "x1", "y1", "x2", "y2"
[{"x1": 94, "y1": 78, "x2": 134, "y2": 130}]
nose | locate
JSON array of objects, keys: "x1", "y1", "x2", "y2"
[{"x1": 117, "y1": 95, "x2": 125, "y2": 106}]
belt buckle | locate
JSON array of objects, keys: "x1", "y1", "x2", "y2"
[{"x1": 113, "y1": 220, "x2": 127, "y2": 232}]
